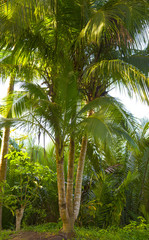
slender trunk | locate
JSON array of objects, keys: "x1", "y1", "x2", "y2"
[
  {"x1": 16, "y1": 206, "x2": 25, "y2": 231},
  {"x1": 66, "y1": 137, "x2": 75, "y2": 217},
  {"x1": 0, "y1": 127, "x2": 11, "y2": 181},
  {"x1": 55, "y1": 138, "x2": 68, "y2": 222},
  {"x1": 43, "y1": 122, "x2": 46, "y2": 158},
  {"x1": 0, "y1": 127, "x2": 11, "y2": 230},
  {"x1": 0, "y1": 77, "x2": 14, "y2": 230},
  {"x1": 73, "y1": 136, "x2": 88, "y2": 220}
]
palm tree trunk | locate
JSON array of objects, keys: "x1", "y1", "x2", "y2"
[
  {"x1": 55, "y1": 138, "x2": 68, "y2": 223},
  {"x1": 55, "y1": 136, "x2": 76, "y2": 236},
  {"x1": 73, "y1": 136, "x2": 88, "y2": 220},
  {"x1": 0, "y1": 77, "x2": 14, "y2": 230},
  {"x1": 0, "y1": 127, "x2": 11, "y2": 229},
  {"x1": 66, "y1": 136, "x2": 75, "y2": 217}
]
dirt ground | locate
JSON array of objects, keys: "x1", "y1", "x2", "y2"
[{"x1": 9, "y1": 231, "x2": 68, "y2": 240}]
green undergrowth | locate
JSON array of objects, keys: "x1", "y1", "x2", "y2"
[
  {"x1": 1, "y1": 218, "x2": 149, "y2": 240},
  {"x1": 0, "y1": 230, "x2": 14, "y2": 240},
  {"x1": 74, "y1": 226, "x2": 149, "y2": 240},
  {"x1": 24, "y1": 222, "x2": 61, "y2": 233},
  {"x1": 74, "y1": 218, "x2": 149, "y2": 240}
]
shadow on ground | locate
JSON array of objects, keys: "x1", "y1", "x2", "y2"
[{"x1": 9, "y1": 231, "x2": 68, "y2": 240}]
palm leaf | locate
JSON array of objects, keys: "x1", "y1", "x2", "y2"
[
  {"x1": 125, "y1": 54, "x2": 149, "y2": 77},
  {"x1": 80, "y1": 0, "x2": 149, "y2": 48},
  {"x1": 85, "y1": 59, "x2": 149, "y2": 102}
]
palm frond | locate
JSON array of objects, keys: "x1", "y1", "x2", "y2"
[
  {"x1": 21, "y1": 82, "x2": 49, "y2": 101},
  {"x1": 78, "y1": 95, "x2": 136, "y2": 129},
  {"x1": 85, "y1": 59, "x2": 149, "y2": 102},
  {"x1": 125, "y1": 54, "x2": 149, "y2": 77},
  {"x1": 80, "y1": 0, "x2": 149, "y2": 49},
  {"x1": 76, "y1": 95, "x2": 137, "y2": 148}
]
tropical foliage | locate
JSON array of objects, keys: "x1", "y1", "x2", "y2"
[
  {"x1": 0, "y1": 0, "x2": 149, "y2": 238},
  {"x1": 0, "y1": 149, "x2": 58, "y2": 230}
]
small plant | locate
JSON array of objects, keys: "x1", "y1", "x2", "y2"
[
  {"x1": 0, "y1": 150, "x2": 56, "y2": 231},
  {"x1": 0, "y1": 230, "x2": 14, "y2": 240}
]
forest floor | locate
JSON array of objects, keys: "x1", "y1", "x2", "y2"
[{"x1": 9, "y1": 231, "x2": 68, "y2": 240}]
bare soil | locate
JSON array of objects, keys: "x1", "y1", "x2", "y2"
[{"x1": 9, "y1": 231, "x2": 68, "y2": 240}]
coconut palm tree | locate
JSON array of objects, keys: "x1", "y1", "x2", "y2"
[
  {"x1": 0, "y1": 0, "x2": 149, "y2": 236},
  {"x1": 0, "y1": 75, "x2": 14, "y2": 229}
]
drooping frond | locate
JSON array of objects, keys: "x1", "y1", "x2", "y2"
[
  {"x1": 77, "y1": 95, "x2": 137, "y2": 148},
  {"x1": 141, "y1": 122, "x2": 149, "y2": 139},
  {"x1": 125, "y1": 54, "x2": 149, "y2": 77},
  {"x1": 0, "y1": 0, "x2": 82, "y2": 66},
  {"x1": 80, "y1": 0, "x2": 149, "y2": 49},
  {"x1": 0, "y1": 63, "x2": 80, "y2": 143},
  {"x1": 84, "y1": 59, "x2": 149, "y2": 102},
  {"x1": 21, "y1": 82, "x2": 49, "y2": 101}
]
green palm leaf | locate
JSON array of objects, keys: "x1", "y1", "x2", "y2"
[
  {"x1": 85, "y1": 59, "x2": 149, "y2": 101},
  {"x1": 80, "y1": 0, "x2": 149, "y2": 48}
]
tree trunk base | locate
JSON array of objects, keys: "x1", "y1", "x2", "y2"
[
  {"x1": 59, "y1": 221, "x2": 75, "y2": 239},
  {"x1": 16, "y1": 207, "x2": 25, "y2": 231},
  {"x1": 58, "y1": 231, "x2": 75, "y2": 240}
]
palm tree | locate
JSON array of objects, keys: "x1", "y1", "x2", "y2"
[
  {"x1": 0, "y1": 0, "x2": 149, "y2": 236},
  {"x1": 0, "y1": 75, "x2": 14, "y2": 230},
  {"x1": 1, "y1": 78, "x2": 140, "y2": 234}
]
